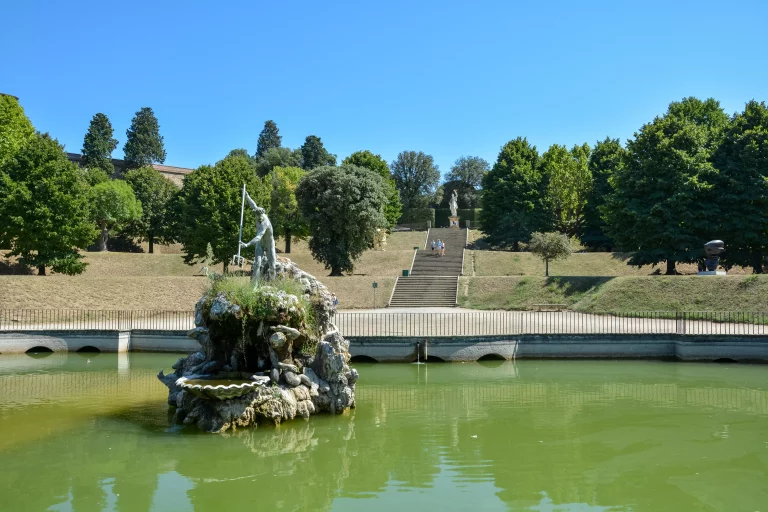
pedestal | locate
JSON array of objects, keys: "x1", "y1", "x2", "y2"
[
  {"x1": 697, "y1": 271, "x2": 726, "y2": 275},
  {"x1": 449, "y1": 216, "x2": 459, "y2": 228}
]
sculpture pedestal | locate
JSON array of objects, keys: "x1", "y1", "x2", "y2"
[
  {"x1": 449, "y1": 216, "x2": 459, "y2": 228},
  {"x1": 697, "y1": 271, "x2": 726, "y2": 275}
]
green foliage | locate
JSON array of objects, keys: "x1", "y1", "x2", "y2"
[
  {"x1": 541, "y1": 143, "x2": 592, "y2": 237},
  {"x1": 254, "y1": 146, "x2": 303, "y2": 177},
  {"x1": 81, "y1": 113, "x2": 118, "y2": 176},
  {"x1": 296, "y1": 165, "x2": 389, "y2": 275},
  {"x1": 581, "y1": 137, "x2": 626, "y2": 249},
  {"x1": 300, "y1": 135, "x2": 336, "y2": 170},
  {"x1": 480, "y1": 137, "x2": 550, "y2": 248},
  {"x1": 205, "y1": 276, "x2": 318, "y2": 338},
  {"x1": 205, "y1": 242, "x2": 214, "y2": 265},
  {"x1": 445, "y1": 155, "x2": 489, "y2": 188},
  {"x1": 123, "y1": 107, "x2": 166, "y2": 169},
  {"x1": 269, "y1": 166, "x2": 309, "y2": 252},
  {"x1": 0, "y1": 133, "x2": 96, "y2": 275},
  {"x1": 256, "y1": 120, "x2": 282, "y2": 158},
  {"x1": 89, "y1": 180, "x2": 143, "y2": 251},
  {"x1": 343, "y1": 150, "x2": 402, "y2": 228},
  {"x1": 603, "y1": 97, "x2": 729, "y2": 274},
  {"x1": 124, "y1": 166, "x2": 178, "y2": 253},
  {"x1": 173, "y1": 153, "x2": 270, "y2": 270},
  {"x1": 528, "y1": 231, "x2": 572, "y2": 276},
  {"x1": 390, "y1": 150, "x2": 440, "y2": 209},
  {"x1": 713, "y1": 100, "x2": 768, "y2": 273},
  {"x1": 439, "y1": 180, "x2": 478, "y2": 209},
  {"x1": 398, "y1": 208, "x2": 435, "y2": 227},
  {"x1": 0, "y1": 95, "x2": 34, "y2": 165}
]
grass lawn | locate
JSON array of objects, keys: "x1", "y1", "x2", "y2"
[{"x1": 458, "y1": 275, "x2": 768, "y2": 313}]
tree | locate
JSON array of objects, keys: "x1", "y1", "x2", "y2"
[
  {"x1": 439, "y1": 180, "x2": 478, "y2": 209},
  {"x1": 713, "y1": 100, "x2": 768, "y2": 273},
  {"x1": 123, "y1": 107, "x2": 166, "y2": 170},
  {"x1": 89, "y1": 180, "x2": 143, "y2": 251},
  {"x1": 528, "y1": 231, "x2": 571, "y2": 276},
  {"x1": 173, "y1": 153, "x2": 270, "y2": 271},
  {"x1": 124, "y1": 166, "x2": 178, "y2": 253},
  {"x1": 343, "y1": 150, "x2": 402, "y2": 227},
  {"x1": 81, "y1": 113, "x2": 118, "y2": 177},
  {"x1": 445, "y1": 156, "x2": 490, "y2": 188},
  {"x1": 269, "y1": 166, "x2": 308, "y2": 253},
  {"x1": 300, "y1": 135, "x2": 336, "y2": 170},
  {"x1": 0, "y1": 94, "x2": 34, "y2": 165},
  {"x1": 255, "y1": 120, "x2": 282, "y2": 158},
  {"x1": 541, "y1": 143, "x2": 592, "y2": 237},
  {"x1": 254, "y1": 146, "x2": 303, "y2": 177},
  {"x1": 581, "y1": 137, "x2": 626, "y2": 250},
  {"x1": 603, "y1": 97, "x2": 729, "y2": 274},
  {"x1": 295, "y1": 165, "x2": 389, "y2": 275},
  {"x1": 479, "y1": 137, "x2": 550, "y2": 249},
  {"x1": 390, "y1": 150, "x2": 440, "y2": 209},
  {"x1": 0, "y1": 133, "x2": 96, "y2": 275}
]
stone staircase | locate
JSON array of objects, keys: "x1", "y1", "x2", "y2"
[{"x1": 388, "y1": 228, "x2": 466, "y2": 308}]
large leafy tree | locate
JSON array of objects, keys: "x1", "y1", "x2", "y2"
[
  {"x1": 0, "y1": 94, "x2": 34, "y2": 165},
  {"x1": 342, "y1": 150, "x2": 402, "y2": 227},
  {"x1": 81, "y1": 113, "x2": 118, "y2": 179},
  {"x1": 603, "y1": 97, "x2": 729, "y2": 274},
  {"x1": 255, "y1": 120, "x2": 282, "y2": 158},
  {"x1": 541, "y1": 143, "x2": 592, "y2": 237},
  {"x1": 713, "y1": 100, "x2": 768, "y2": 273},
  {"x1": 300, "y1": 135, "x2": 336, "y2": 170},
  {"x1": 254, "y1": 146, "x2": 303, "y2": 177},
  {"x1": 124, "y1": 166, "x2": 178, "y2": 253},
  {"x1": 295, "y1": 165, "x2": 389, "y2": 276},
  {"x1": 390, "y1": 150, "x2": 440, "y2": 209},
  {"x1": 445, "y1": 156, "x2": 490, "y2": 188},
  {"x1": 89, "y1": 180, "x2": 143, "y2": 251},
  {"x1": 123, "y1": 107, "x2": 166, "y2": 170},
  {"x1": 0, "y1": 133, "x2": 96, "y2": 275},
  {"x1": 581, "y1": 137, "x2": 626, "y2": 249},
  {"x1": 173, "y1": 153, "x2": 270, "y2": 270},
  {"x1": 479, "y1": 137, "x2": 550, "y2": 249},
  {"x1": 269, "y1": 166, "x2": 308, "y2": 254}
]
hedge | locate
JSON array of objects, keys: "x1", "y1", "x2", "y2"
[{"x1": 398, "y1": 208, "x2": 435, "y2": 226}]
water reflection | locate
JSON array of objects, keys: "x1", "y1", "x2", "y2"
[{"x1": 1, "y1": 355, "x2": 767, "y2": 511}]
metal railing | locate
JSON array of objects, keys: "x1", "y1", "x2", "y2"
[{"x1": 1, "y1": 309, "x2": 768, "y2": 337}]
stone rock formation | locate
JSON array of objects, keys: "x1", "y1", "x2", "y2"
[{"x1": 158, "y1": 257, "x2": 357, "y2": 433}]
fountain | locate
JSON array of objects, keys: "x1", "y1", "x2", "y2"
[{"x1": 157, "y1": 196, "x2": 358, "y2": 433}]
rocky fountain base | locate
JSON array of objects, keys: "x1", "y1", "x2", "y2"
[{"x1": 158, "y1": 258, "x2": 358, "y2": 433}]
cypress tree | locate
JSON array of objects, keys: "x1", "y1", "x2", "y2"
[
  {"x1": 82, "y1": 113, "x2": 118, "y2": 177},
  {"x1": 123, "y1": 107, "x2": 166, "y2": 170},
  {"x1": 255, "y1": 120, "x2": 282, "y2": 158}
]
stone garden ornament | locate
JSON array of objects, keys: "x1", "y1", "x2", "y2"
[
  {"x1": 449, "y1": 189, "x2": 459, "y2": 217},
  {"x1": 699, "y1": 240, "x2": 726, "y2": 275}
]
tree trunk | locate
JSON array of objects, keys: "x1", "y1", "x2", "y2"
[
  {"x1": 665, "y1": 260, "x2": 676, "y2": 275},
  {"x1": 752, "y1": 251, "x2": 764, "y2": 274},
  {"x1": 330, "y1": 266, "x2": 343, "y2": 276},
  {"x1": 148, "y1": 235, "x2": 154, "y2": 254},
  {"x1": 285, "y1": 229, "x2": 291, "y2": 254},
  {"x1": 545, "y1": 259, "x2": 549, "y2": 277},
  {"x1": 99, "y1": 225, "x2": 109, "y2": 251},
  {"x1": 38, "y1": 264, "x2": 46, "y2": 276}
]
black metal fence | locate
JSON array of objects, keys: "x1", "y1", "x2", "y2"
[{"x1": 1, "y1": 309, "x2": 768, "y2": 337}]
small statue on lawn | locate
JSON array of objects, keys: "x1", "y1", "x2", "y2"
[{"x1": 702, "y1": 240, "x2": 726, "y2": 272}]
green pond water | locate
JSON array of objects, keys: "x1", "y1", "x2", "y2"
[{"x1": 1, "y1": 353, "x2": 767, "y2": 511}]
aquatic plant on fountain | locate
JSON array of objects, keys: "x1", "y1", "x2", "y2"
[{"x1": 158, "y1": 258, "x2": 358, "y2": 433}]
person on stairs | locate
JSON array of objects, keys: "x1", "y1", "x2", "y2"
[
  {"x1": 441, "y1": 241, "x2": 446, "y2": 257},
  {"x1": 431, "y1": 240, "x2": 436, "y2": 255}
]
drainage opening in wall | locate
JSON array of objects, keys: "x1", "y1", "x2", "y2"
[
  {"x1": 25, "y1": 346, "x2": 54, "y2": 358},
  {"x1": 350, "y1": 355, "x2": 379, "y2": 363},
  {"x1": 76, "y1": 346, "x2": 102, "y2": 355},
  {"x1": 421, "y1": 355, "x2": 447, "y2": 363},
  {"x1": 713, "y1": 358, "x2": 738, "y2": 364}
]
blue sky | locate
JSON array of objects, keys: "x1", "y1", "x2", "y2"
[{"x1": 3, "y1": 0, "x2": 767, "y2": 175}]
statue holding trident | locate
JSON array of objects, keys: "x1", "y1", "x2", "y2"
[{"x1": 239, "y1": 189, "x2": 276, "y2": 282}]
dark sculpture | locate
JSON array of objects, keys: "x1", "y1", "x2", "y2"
[{"x1": 703, "y1": 240, "x2": 725, "y2": 272}]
